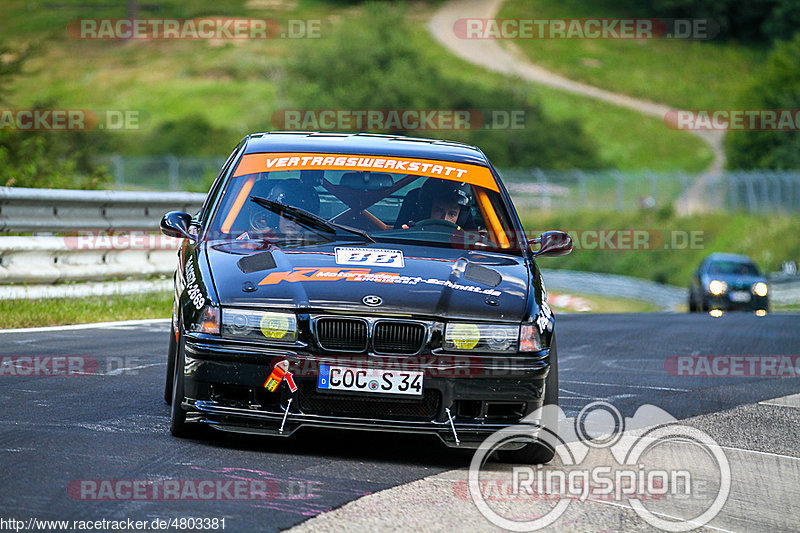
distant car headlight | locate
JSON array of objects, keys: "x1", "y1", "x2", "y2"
[
  {"x1": 708, "y1": 280, "x2": 727, "y2": 295},
  {"x1": 753, "y1": 282, "x2": 768, "y2": 297},
  {"x1": 444, "y1": 323, "x2": 519, "y2": 352},
  {"x1": 221, "y1": 309, "x2": 297, "y2": 342}
]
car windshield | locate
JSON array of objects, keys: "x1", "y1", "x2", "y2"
[
  {"x1": 206, "y1": 152, "x2": 520, "y2": 252},
  {"x1": 708, "y1": 260, "x2": 760, "y2": 276}
]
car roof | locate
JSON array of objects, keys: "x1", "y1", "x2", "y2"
[
  {"x1": 242, "y1": 132, "x2": 490, "y2": 167},
  {"x1": 705, "y1": 252, "x2": 755, "y2": 264}
]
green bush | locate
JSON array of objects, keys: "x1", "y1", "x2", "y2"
[
  {"x1": 283, "y1": 3, "x2": 604, "y2": 170},
  {"x1": 0, "y1": 43, "x2": 111, "y2": 189},
  {"x1": 134, "y1": 115, "x2": 239, "y2": 157},
  {"x1": 0, "y1": 126, "x2": 112, "y2": 189},
  {"x1": 725, "y1": 34, "x2": 800, "y2": 170}
]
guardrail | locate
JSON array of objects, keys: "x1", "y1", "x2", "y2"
[
  {"x1": 0, "y1": 187, "x2": 205, "y2": 284},
  {"x1": 0, "y1": 186, "x2": 205, "y2": 232}
]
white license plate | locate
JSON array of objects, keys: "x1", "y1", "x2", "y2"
[
  {"x1": 730, "y1": 291, "x2": 751, "y2": 302},
  {"x1": 318, "y1": 364, "x2": 423, "y2": 396}
]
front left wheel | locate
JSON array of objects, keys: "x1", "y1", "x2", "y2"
[
  {"x1": 498, "y1": 336, "x2": 559, "y2": 464},
  {"x1": 169, "y1": 326, "x2": 201, "y2": 438},
  {"x1": 164, "y1": 323, "x2": 177, "y2": 404}
]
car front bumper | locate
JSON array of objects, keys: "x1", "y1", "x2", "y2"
[
  {"x1": 706, "y1": 293, "x2": 769, "y2": 311},
  {"x1": 180, "y1": 333, "x2": 551, "y2": 448}
]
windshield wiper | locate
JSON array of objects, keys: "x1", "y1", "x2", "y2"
[{"x1": 249, "y1": 196, "x2": 375, "y2": 243}]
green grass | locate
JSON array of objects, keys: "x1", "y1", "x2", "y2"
[
  {"x1": 522, "y1": 210, "x2": 800, "y2": 287},
  {"x1": 3, "y1": 0, "x2": 712, "y2": 172},
  {"x1": 499, "y1": 0, "x2": 767, "y2": 109},
  {"x1": 548, "y1": 290, "x2": 660, "y2": 313},
  {"x1": 413, "y1": 21, "x2": 712, "y2": 171},
  {"x1": 527, "y1": 87, "x2": 712, "y2": 171},
  {"x1": 0, "y1": 292, "x2": 171, "y2": 329}
]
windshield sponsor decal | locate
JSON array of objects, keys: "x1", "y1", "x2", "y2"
[
  {"x1": 258, "y1": 267, "x2": 501, "y2": 296},
  {"x1": 232, "y1": 152, "x2": 499, "y2": 192},
  {"x1": 334, "y1": 247, "x2": 404, "y2": 268}
]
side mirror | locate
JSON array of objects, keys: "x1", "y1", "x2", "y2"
[
  {"x1": 160, "y1": 211, "x2": 195, "y2": 241},
  {"x1": 529, "y1": 230, "x2": 573, "y2": 257}
]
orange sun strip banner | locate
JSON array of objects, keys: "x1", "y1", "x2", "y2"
[{"x1": 232, "y1": 152, "x2": 499, "y2": 193}]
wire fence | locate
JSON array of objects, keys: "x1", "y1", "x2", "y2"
[
  {"x1": 100, "y1": 155, "x2": 226, "y2": 192},
  {"x1": 500, "y1": 168, "x2": 800, "y2": 214},
  {"x1": 99, "y1": 155, "x2": 800, "y2": 214}
]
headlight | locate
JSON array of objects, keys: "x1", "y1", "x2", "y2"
[
  {"x1": 222, "y1": 309, "x2": 297, "y2": 342},
  {"x1": 753, "y1": 282, "x2": 768, "y2": 297},
  {"x1": 708, "y1": 280, "x2": 727, "y2": 295},
  {"x1": 444, "y1": 323, "x2": 518, "y2": 352},
  {"x1": 190, "y1": 306, "x2": 220, "y2": 335}
]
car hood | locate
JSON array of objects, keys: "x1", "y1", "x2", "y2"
[{"x1": 205, "y1": 240, "x2": 530, "y2": 321}]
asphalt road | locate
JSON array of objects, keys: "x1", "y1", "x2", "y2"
[{"x1": 0, "y1": 313, "x2": 798, "y2": 532}]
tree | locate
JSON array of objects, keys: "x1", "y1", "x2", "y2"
[{"x1": 725, "y1": 33, "x2": 800, "y2": 170}]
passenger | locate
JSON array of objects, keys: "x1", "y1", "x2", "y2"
[{"x1": 248, "y1": 178, "x2": 320, "y2": 237}]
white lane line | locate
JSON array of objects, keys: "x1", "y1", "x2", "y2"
[
  {"x1": 559, "y1": 388, "x2": 597, "y2": 400},
  {"x1": 625, "y1": 433, "x2": 800, "y2": 461},
  {"x1": 717, "y1": 444, "x2": 800, "y2": 461},
  {"x1": 758, "y1": 393, "x2": 800, "y2": 409},
  {"x1": 0, "y1": 318, "x2": 170, "y2": 334},
  {"x1": 561, "y1": 379, "x2": 690, "y2": 392},
  {"x1": 103, "y1": 362, "x2": 165, "y2": 376}
]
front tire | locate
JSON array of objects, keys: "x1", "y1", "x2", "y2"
[
  {"x1": 498, "y1": 336, "x2": 559, "y2": 464},
  {"x1": 170, "y1": 327, "x2": 200, "y2": 438},
  {"x1": 164, "y1": 323, "x2": 177, "y2": 404}
]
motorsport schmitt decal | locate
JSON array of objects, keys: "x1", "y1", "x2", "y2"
[{"x1": 257, "y1": 267, "x2": 501, "y2": 296}]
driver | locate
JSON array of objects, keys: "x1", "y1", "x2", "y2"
[{"x1": 402, "y1": 178, "x2": 471, "y2": 228}]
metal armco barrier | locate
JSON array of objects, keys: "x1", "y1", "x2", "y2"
[
  {"x1": 0, "y1": 236, "x2": 181, "y2": 284},
  {"x1": 0, "y1": 186, "x2": 205, "y2": 285},
  {"x1": 0, "y1": 186, "x2": 205, "y2": 232}
]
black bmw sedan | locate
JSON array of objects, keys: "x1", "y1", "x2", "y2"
[{"x1": 160, "y1": 132, "x2": 572, "y2": 463}]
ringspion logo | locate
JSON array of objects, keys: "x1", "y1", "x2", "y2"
[{"x1": 468, "y1": 402, "x2": 730, "y2": 531}]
